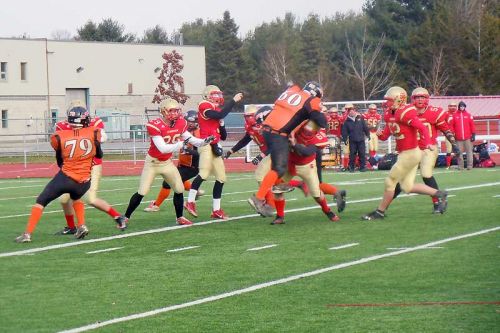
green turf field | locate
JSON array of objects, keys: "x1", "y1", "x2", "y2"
[{"x1": 0, "y1": 168, "x2": 499, "y2": 332}]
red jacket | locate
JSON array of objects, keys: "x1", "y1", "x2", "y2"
[{"x1": 450, "y1": 110, "x2": 475, "y2": 140}]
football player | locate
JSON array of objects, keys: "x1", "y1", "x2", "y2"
[
  {"x1": 124, "y1": 98, "x2": 213, "y2": 226},
  {"x1": 143, "y1": 110, "x2": 206, "y2": 212},
  {"x1": 363, "y1": 104, "x2": 382, "y2": 157},
  {"x1": 184, "y1": 85, "x2": 243, "y2": 220},
  {"x1": 271, "y1": 121, "x2": 343, "y2": 225},
  {"x1": 411, "y1": 88, "x2": 460, "y2": 213},
  {"x1": 248, "y1": 82, "x2": 327, "y2": 217},
  {"x1": 362, "y1": 86, "x2": 448, "y2": 221},
  {"x1": 16, "y1": 105, "x2": 103, "y2": 242},
  {"x1": 54, "y1": 101, "x2": 127, "y2": 235},
  {"x1": 445, "y1": 101, "x2": 458, "y2": 169}
]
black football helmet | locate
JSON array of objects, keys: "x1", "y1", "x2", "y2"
[
  {"x1": 255, "y1": 105, "x2": 273, "y2": 124},
  {"x1": 303, "y1": 81, "x2": 323, "y2": 98},
  {"x1": 184, "y1": 109, "x2": 198, "y2": 130},
  {"x1": 67, "y1": 106, "x2": 90, "y2": 127}
]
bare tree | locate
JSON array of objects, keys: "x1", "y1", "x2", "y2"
[
  {"x1": 51, "y1": 29, "x2": 72, "y2": 40},
  {"x1": 410, "y1": 48, "x2": 450, "y2": 95},
  {"x1": 262, "y1": 44, "x2": 289, "y2": 86},
  {"x1": 152, "y1": 50, "x2": 189, "y2": 104},
  {"x1": 342, "y1": 27, "x2": 398, "y2": 100}
]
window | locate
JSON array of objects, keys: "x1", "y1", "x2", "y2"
[
  {"x1": 20, "y1": 62, "x2": 27, "y2": 80},
  {"x1": 128, "y1": 83, "x2": 133, "y2": 94},
  {"x1": 1, "y1": 110, "x2": 8, "y2": 128},
  {"x1": 0, "y1": 62, "x2": 7, "y2": 80}
]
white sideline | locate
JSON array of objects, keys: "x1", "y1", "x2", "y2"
[
  {"x1": 329, "y1": 243, "x2": 359, "y2": 250},
  {"x1": 386, "y1": 246, "x2": 444, "y2": 250},
  {"x1": 2, "y1": 181, "x2": 499, "y2": 258},
  {"x1": 247, "y1": 244, "x2": 277, "y2": 251},
  {"x1": 86, "y1": 247, "x2": 124, "y2": 254},
  {"x1": 58, "y1": 225, "x2": 500, "y2": 333},
  {"x1": 166, "y1": 246, "x2": 200, "y2": 253}
]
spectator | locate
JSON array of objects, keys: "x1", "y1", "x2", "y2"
[
  {"x1": 450, "y1": 101, "x2": 476, "y2": 170},
  {"x1": 342, "y1": 107, "x2": 370, "y2": 172}
]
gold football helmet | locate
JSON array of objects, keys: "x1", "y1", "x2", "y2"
[
  {"x1": 344, "y1": 103, "x2": 355, "y2": 110},
  {"x1": 244, "y1": 105, "x2": 258, "y2": 127},
  {"x1": 160, "y1": 98, "x2": 182, "y2": 122},
  {"x1": 202, "y1": 85, "x2": 224, "y2": 105},
  {"x1": 411, "y1": 87, "x2": 430, "y2": 109},
  {"x1": 328, "y1": 107, "x2": 339, "y2": 115},
  {"x1": 384, "y1": 86, "x2": 407, "y2": 110},
  {"x1": 368, "y1": 103, "x2": 377, "y2": 113}
]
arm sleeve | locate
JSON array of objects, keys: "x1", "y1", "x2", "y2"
[
  {"x1": 309, "y1": 110, "x2": 327, "y2": 129},
  {"x1": 152, "y1": 136, "x2": 183, "y2": 153},
  {"x1": 293, "y1": 143, "x2": 318, "y2": 156},
  {"x1": 183, "y1": 147, "x2": 199, "y2": 157},
  {"x1": 180, "y1": 131, "x2": 206, "y2": 147},
  {"x1": 203, "y1": 99, "x2": 236, "y2": 119},
  {"x1": 51, "y1": 134, "x2": 63, "y2": 167},
  {"x1": 230, "y1": 134, "x2": 252, "y2": 153},
  {"x1": 219, "y1": 124, "x2": 227, "y2": 140},
  {"x1": 377, "y1": 125, "x2": 391, "y2": 141},
  {"x1": 94, "y1": 129, "x2": 104, "y2": 159},
  {"x1": 99, "y1": 129, "x2": 108, "y2": 143}
]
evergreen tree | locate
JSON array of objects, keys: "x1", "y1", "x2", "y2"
[{"x1": 142, "y1": 25, "x2": 170, "y2": 44}]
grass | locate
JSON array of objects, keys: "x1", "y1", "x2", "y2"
[{"x1": 0, "y1": 168, "x2": 499, "y2": 332}]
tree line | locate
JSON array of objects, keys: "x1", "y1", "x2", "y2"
[{"x1": 66, "y1": 0, "x2": 499, "y2": 103}]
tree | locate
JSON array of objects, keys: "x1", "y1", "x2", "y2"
[
  {"x1": 342, "y1": 27, "x2": 398, "y2": 100},
  {"x1": 76, "y1": 20, "x2": 99, "y2": 41},
  {"x1": 409, "y1": 48, "x2": 450, "y2": 95},
  {"x1": 51, "y1": 29, "x2": 72, "y2": 40},
  {"x1": 142, "y1": 25, "x2": 170, "y2": 44},
  {"x1": 262, "y1": 43, "x2": 290, "y2": 86},
  {"x1": 76, "y1": 18, "x2": 135, "y2": 42},
  {"x1": 152, "y1": 50, "x2": 189, "y2": 105}
]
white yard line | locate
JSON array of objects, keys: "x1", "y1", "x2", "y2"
[
  {"x1": 58, "y1": 225, "x2": 500, "y2": 333},
  {"x1": 86, "y1": 247, "x2": 124, "y2": 254},
  {"x1": 230, "y1": 198, "x2": 297, "y2": 203},
  {"x1": 329, "y1": 243, "x2": 359, "y2": 250},
  {"x1": 166, "y1": 246, "x2": 200, "y2": 253},
  {"x1": 386, "y1": 247, "x2": 444, "y2": 250},
  {"x1": 493, "y1": 195, "x2": 500, "y2": 198},
  {"x1": 2, "y1": 181, "x2": 499, "y2": 258},
  {"x1": 247, "y1": 244, "x2": 277, "y2": 251}
]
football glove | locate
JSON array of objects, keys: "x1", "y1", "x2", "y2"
[
  {"x1": 452, "y1": 143, "x2": 461, "y2": 155},
  {"x1": 204, "y1": 135, "x2": 215, "y2": 144},
  {"x1": 224, "y1": 150, "x2": 232, "y2": 159},
  {"x1": 252, "y1": 154, "x2": 263, "y2": 165}
]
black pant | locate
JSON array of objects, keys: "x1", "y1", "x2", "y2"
[
  {"x1": 263, "y1": 130, "x2": 290, "y2": 177},
  {"x1": 349, "y1": 140, "x2": 366, "y2": 170},
  {"x1": 36, "y1": 171, "x2": 90, "y2": 207}
]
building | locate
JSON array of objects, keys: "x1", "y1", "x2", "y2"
[{"x1": 0, "y1": 38, "x2": 206, "y2": 137}]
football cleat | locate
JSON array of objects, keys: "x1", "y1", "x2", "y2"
[
  {"x1": 362, "y1": 210, "x2": 385, "y2": 221},
  {"x1": 271, "y1": 184, "x2": 295, "y2": 194},
  {"x1": 144, "y1": 201, "x2": 160, "y2": 212},
  {"x1": 176, "y1": 216, "x2": 193, "y2": 226},
  {"x1": 54, "y1": 226, "x2": 77, "y2": 235},
  {"x1": 334, "y1": 190, "x2": 347, "y2": 213},
  {"x1": 75, "y1": 225, "x2": 89, "y2": 239},
  {"x1": 270, "y1": 216, "x2": 285, "y2": 225},
  {"x1": 434, "y1": 190, "x2": 448, "y2": 214},
  {"x1": 248, "y1": 195, "x2": 274, "y2": 217},
  {"x1": 432, "y1": 203, "x2": 441, "y2": 214},
  {"x1": 184, "y1": 202, "x2": 198, "y2": 217},
  {"x1": 15, "y1": 232, "x2": 32, "y2": 243},
  {"x1": 210, "y1": 209, "x2": 229, "y2": 220},
  {"x1": 114, "y1": 216, "x2": 128, "y2": 231},
  {"x1": 326, "y1": 211, "x2": 340, "y2": 222}
]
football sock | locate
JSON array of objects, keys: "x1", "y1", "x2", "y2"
[
  {"x1": 26, "y1": 205, "x2": 43, "y2": 233},
  {"x1": 125, "y1": 192, "x2": 144, "y2": 219},
  {"x1": 213, "y1": 198, "x2": 221, "y2": 211},
  {"x1": 445, "y1": 155, "x2": 452, "y2": 167},
  {"x1": 275, "y1": 199, "x2": 285, "y2": 217},
  {"x1": 65, "y1": 214, "x2": 75, "y2": 229},
  {"x1": 288, "y1": 180, "x2": 302, "y2": 187},
  {"x1": 315, "y1": 197, "x2": 330, "y2": 214},
  {"x1": 320, "y1": 183, "x2": 337, "y2": 195},
  {"x1": 106, "y1": 207, "x2": 121, "y2": 219},
  {"x1": 188, "y1": 176, "x2": 204, "y2": 203},
  {"x1": 183, "y1": 180, "x2": 191, "y2": 191},
  {"x1": 187, "y1": 189, "x2": 198, "y2": 203},
  {"x1": 342, "y1": 156, "x2": 349, "y2": 169},
  {"x1": 257, "y1": 170, "x2": 279, "y2": 200},
  {"x1": 73, "y1": 201, "x2": 85, "y2": 227},
  {"x1": 155, "y1": 188, "x2": 171, "y2": 207},
  {"x1": 264, "y1": 190, "x2": 275, "y2": 208},
  {"x1": 173, "y1": 192, "x2": 184, "y2": 218},
  {"x1": 213, "y1": 181, "x2": 223, "y2": 199}
]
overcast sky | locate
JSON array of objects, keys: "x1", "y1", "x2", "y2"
[{"x1": 0, "y1": 0, "x2": 365, "y2": 39}]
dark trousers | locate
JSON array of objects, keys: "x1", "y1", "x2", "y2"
[
  {"x1": 349, "y1": 140, "x2": 366, "y2": 170},
  {"x1": 263, "y1": 131, "x2": 290, "y2": 177}
]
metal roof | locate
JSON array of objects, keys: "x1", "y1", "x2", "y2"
[{"x1": 430, "y1": 95, "x2": 500, "y2": 119}]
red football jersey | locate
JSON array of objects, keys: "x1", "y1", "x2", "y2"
[
  {"x1": 416, "y1": 106, "x2": 449, "y2": 149},
  {"x1": 245, "y1": 123, "x2": 267, "y2": 153},
  {"x1": 363, "y1": 112, "x2": 382, "y2": 133},
  {"x1": 198, "y1": 100, "x2": 222, "y2": 143},
  {"x1": 378, "y1": 104, "x2": 430, "y2": 152},
  {"x1": 146, "y1": 117, "x2": 188, "y2": 161},
  {"x1": 326, "y1": 114, "x2": 342, "y2": 137},
  {"x1": 289, "y1": 128, "x2": 329, "y2": 166}
]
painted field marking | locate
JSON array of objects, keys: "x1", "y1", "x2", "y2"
[
  {"x1": 166, "y1": 246, "x2": 200, "y2": 253},
  {"x1": 326, "y1": 300, "x2": 500, "y2": 308},
  {"x1": 86, "y1": 247, "x2": 124, "y2": 254},
  {"x1": 329, "y1": 243, "x2": 359, "y2": 250},
  {"x1": 2, "y1": 181, "x2": 499, "y2": 258},
  {"x1": 386, "y1": 246, "x2": 444, "y2": 250},
  {"x1": 230, "y1": 198, "x2": 297, "y2": 203},
  {"x1": 57, "y1": 225, "x2": 500, "y2": 333},
  {"x1": 247, "y1": 244, "x2": 277, "y2": 252},
  {"x1": 493, "y1": 195, "x2": 500, "y2": 198}
]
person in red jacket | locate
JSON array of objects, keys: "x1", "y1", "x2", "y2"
[{"x1": 450, "y1": 101, "x2": 476, "y2": 170}]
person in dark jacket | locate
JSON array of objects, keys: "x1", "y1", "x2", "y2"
[{"x1": 341, "y1": 107, "x2": 370, "y2": 172}]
